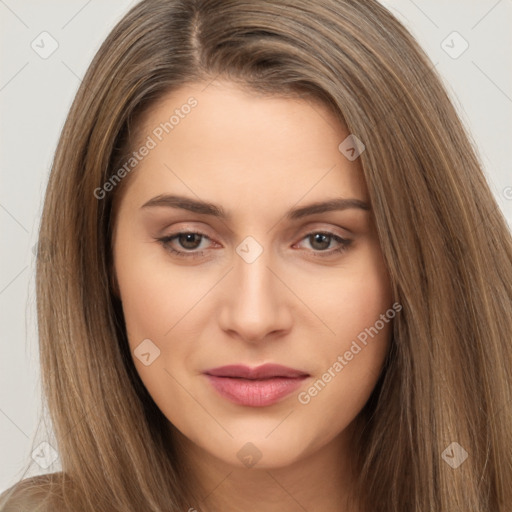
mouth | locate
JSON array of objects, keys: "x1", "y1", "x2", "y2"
[{"x1": 203, "y1": 364, "x2": 310, "y2": 407}]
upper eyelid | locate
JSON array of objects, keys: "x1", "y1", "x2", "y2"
[
  {"x1": 160, "y1": 228, "x2": 350, "y2": 248},
  {"x1": 159, "y1": 221, "x2": 351, "y2": 240}
]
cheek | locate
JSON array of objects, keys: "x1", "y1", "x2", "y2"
[
  {"x1": 295, "y1": 239, "x2": 393, "y2": 345},
  {"x1": 114, "y1": 237, "x2": 210, "y2": 342},
  {"x1": 293, "y1": 242, "x2": 393, "y2": 423},
  {"x1": 113, "y1": 242, "x2": 210, "y2": 423}
]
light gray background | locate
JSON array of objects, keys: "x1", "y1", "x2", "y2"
[{"x1": 1, "y1": 0, "x2": 511, "y2": 494}]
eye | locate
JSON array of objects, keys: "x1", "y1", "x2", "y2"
[
  {"x1": 157, "y1": 231, "x2": 215, "y2": 259},
  {"x1": 156, "y1": 230, "x2": 352, "y2": 260},
  {"x1": 294, "y1": 232, "x2": 352, "y2": 257}
]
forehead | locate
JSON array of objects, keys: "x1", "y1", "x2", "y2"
[{"x1": 120, "y1": 80, "x2": 368, "y2": 215}]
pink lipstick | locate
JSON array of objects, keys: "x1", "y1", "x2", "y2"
[{"x1": 204, "y1": 364, "x2": 309, "y2": 407}]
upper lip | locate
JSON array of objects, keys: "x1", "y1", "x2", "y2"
[{"x1": 204, "y1": 364, "x2": 309, "y2": 379}]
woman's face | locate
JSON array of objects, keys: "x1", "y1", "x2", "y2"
[{"x1": 112, "y1": 80, "x2": 393, "y2": 470}]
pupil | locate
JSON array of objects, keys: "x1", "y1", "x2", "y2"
[
  {"x1": 311, "y1": 233, "x2": 330, "y2": 250},
  {"x1": 179, "y1": 233, "x2": 200, "y2": 249}
]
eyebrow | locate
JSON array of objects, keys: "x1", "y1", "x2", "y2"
[{"x1": 140, "y1": 194, "x2": 370, "y2": 220}]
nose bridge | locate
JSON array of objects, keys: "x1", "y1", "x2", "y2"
[
  {"x1": 219, "y1": 235, "x2": 289, "y2": 341},
  {"x1": 234, "y1": 236, "x2": 277, "y2": 314},
  {"x1": 237, "y1": 245, "x2": 272, "y2": 301}
]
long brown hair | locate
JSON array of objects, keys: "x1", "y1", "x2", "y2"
[{"x1": 2, "y1": 0, "x2": 511, "y2": 510}]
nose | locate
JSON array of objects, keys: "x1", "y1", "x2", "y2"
[{"x1": 217, "y1": 243, "x2": 293, "y2": 343}]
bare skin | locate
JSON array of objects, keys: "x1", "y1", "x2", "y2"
[{"x1": 112, "y1": 80, "x2": 393, "y2": 512}]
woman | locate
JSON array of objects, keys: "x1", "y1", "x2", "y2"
[{"x1": 1, "y1": 0, "x2": 511, "y2": 510}]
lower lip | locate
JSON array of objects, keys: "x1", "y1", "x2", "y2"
[{"x1": 205, "y1": 375, "x2": 308, "y2": 407}]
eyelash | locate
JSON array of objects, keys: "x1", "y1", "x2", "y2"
[{"x1": 156, "y1": 230, "x2": 352, "y2": 259}]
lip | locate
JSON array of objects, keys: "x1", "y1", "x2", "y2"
[
  {"x1": 204, "y1": 364, "x2": 309, "y2": 379},
  {"x1": 204, "y1": 364, "x2": 310, "y2": 407}
]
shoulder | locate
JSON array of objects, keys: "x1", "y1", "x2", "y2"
[{"x1": 0, "y1": 473, "x2": 66, "y2": 512}]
